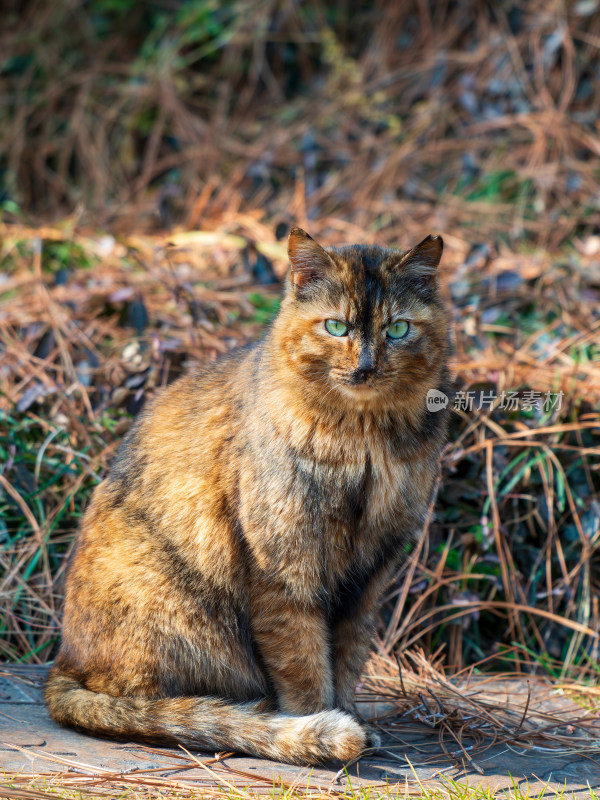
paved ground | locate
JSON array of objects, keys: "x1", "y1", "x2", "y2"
[{"x1": 1, "y1": 664, "x2": 599, "y2": 795}]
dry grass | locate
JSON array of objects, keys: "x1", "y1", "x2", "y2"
[
  {"x1": 364, "y1": 650, "x2": 600, "y2": 772},
  {"x1": 0, "y1": 0, "x2": 599, "y2": 694},
  {"x1": 1, "y1": 221, "x2": 599, "y2": 673},
  {"x1": 2, "y1": 1, "x2": 600, "y2": 250}
]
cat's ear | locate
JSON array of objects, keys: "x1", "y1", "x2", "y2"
[
  {"x1": 288, "y1": 227, "x2": 335, "y2": 290},
  {"x1": 390, "y1": 235, "x2": 443, "y2": 279}
]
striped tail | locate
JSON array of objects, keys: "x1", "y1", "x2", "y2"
[{"x1": 45, "y1": 669, "x2": 367, "y2": 765}]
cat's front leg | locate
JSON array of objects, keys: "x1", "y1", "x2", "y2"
[
  {"x1": 330, "y1": 549, "x2": 401, "y2": 715},
  {"x1": 330, "y1": 560, "x2": 399, "y2": 751},
  {"x1": 332, "y1": 610, "x2": 375, "y2": 714},
  {"x1": 331, "y1": 610, "x2": 383, "y2": 750},
  {"x1": 250, "y1": 581, "x2": 334, "y2": 715}
]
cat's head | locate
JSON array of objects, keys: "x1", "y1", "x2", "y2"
[{"x1": 272, "y1": 227, "x2": 450, "y2": 411}]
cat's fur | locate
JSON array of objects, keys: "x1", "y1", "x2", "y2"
[{"x1": 45, "y1": 228, "x2": 450, "y2": 765}]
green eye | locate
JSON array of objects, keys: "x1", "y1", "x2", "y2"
[
  {"x1": 387, "y1": 320, "x2": 410, "y2": 339},
  {"x1": 325, "y1": 319, "x2": 348, "y2": 337}
]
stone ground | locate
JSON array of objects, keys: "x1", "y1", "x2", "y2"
[{"x1": 1, "y1": 664, "x2": 599, "y2": 796}]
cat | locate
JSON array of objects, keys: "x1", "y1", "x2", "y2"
[{"x1": 45, "y1": 227, "x2": 450, "y2": 765}]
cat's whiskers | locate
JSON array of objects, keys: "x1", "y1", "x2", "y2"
[{"x1": 316, "y1": 380, "x2": 345, "y2": 407}]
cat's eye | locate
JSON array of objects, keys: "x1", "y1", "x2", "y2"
[
  {"x1": 325, "y1": 319, "x2": 348, "y2": 337},
  {"x1": 387, "y1": 320, "x2": 410, "y2": 339}
]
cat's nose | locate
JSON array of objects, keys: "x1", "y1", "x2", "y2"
[
  {"x1": 355, "y1": 350, "x2": 376, "y2": 381},
  {"x1": 354, "y1": 367, "x2": 374, "y2": 383}
]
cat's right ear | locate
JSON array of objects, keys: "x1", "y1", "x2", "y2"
[
  {"x1": 288, "y1": 227, "x2": 335, "y2": 290},
  {"x1": 391, "y1": 235, "x2": 443, "y2": 278}
]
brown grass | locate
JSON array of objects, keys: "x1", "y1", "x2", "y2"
[
  {"x1": 2, "y1": 1, "x2": 600, "y2": 250},
  {"x1": 1, "y1": 220, "x2": 599, "y2": 675},
  {"x1": 0, "y1": 0, "x2": 599, "y2": 685}
]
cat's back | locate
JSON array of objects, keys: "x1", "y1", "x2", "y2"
[
  {"x1": 110, "y1": 342, "x2": 258, "y2": 485},
  {"x1": 56, "y1": 342, "x2": 267, "y2": 698},
  {"x1": 72, "y1": 341, "x2": 261, "y2": 574},
  {"x1": 64, "y1": 341, "x2": 261, "y2": 597}
]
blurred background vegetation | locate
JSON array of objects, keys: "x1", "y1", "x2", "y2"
[
  {"x1": 1, "y1": 0, "x2": 599, "y2": 677},
  {"x1": 3, "y1": 0, "x2": 600, "y2": 245}
]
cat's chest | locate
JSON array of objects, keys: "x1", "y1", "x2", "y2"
[
  {"x1": 323, "y1": 451, "x2": 400, "y2": 512},
  {"x1": 306, "y1": 434, "x2": 426, "y2": 536},
  {"x1": 242, "y1": 415, "x2": 435, "y2": 575}
]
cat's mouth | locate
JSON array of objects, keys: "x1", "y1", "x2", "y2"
[
  {"x1": 328, "y1": 369, "x2": 381, "y2": 400},
  {"x1": 337, "y1": 382, "x2": 379, "y2": 400}
]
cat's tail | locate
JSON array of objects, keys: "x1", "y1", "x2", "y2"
[{"x1": 45, "y1": 670, "x2": 367, "y2": 765}]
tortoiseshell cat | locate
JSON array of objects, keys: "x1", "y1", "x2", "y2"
[{"x1": 46, "y1": 228, "x2": 450, "y2": 765}]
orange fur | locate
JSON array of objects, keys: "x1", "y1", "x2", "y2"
[{"x1": 45, "y1": 228, "x2": 451, "y2": 765}]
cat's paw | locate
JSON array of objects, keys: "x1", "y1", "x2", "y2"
[{"x1": 333, "y1": 701, "x2": 381, "y2": 752}]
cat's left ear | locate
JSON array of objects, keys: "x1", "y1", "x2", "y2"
[
  {"x1": 390, "y1": 235, "x2": 443, "y2": 279},
  {"x1": 288, "y1": 227, "x2": 335, "y2": 290}
]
